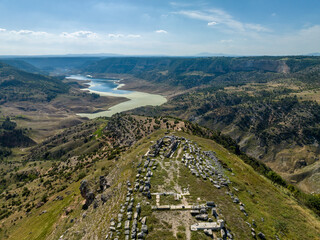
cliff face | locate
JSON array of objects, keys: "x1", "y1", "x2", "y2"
[
  {"x1": 83, "y1": 57, "x2": 293, "y2": 88},
  {"x1": 84, "y1": 57, "x2": 291, "y2": 74},
  {"x1": 230, "y1": 59, "x2": 290, "y2": 73}
]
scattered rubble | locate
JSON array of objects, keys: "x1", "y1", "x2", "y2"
[{"x1": 105, "y1": 134, "x2": 261, "y2": 239}]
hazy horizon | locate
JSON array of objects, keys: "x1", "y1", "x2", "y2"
[{"x1": 0, "y1": 0, "x2": 319, "y2": 56}]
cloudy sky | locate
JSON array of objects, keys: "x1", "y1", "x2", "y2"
[{"x1": 0, "y1": 0, "x2": 319, "y2": 56}]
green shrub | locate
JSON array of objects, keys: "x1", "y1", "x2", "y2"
[
  {"x1": 22, "y1": 187, "x2": 30, "y2": 197},
  {"x1": 77, "y1": 172, "x2": 86, "y2": 181},
  {"x1": 41, "y1": 194, "x2": 48, "y2": 203}
]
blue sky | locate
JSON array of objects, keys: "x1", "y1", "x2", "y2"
[{"x1": 0, "y1": 0, "x2": 319, "y2": 55}]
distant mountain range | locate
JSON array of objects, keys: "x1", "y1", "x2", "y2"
[
  {"x1": 194, "y1": 52, "x2": 240, "y2": 57},
  {"x1": 1, "y1": 53, "x2": 320, "y2": 58},
  {"x1": 308, "y1": 53, "x2": 320, "y2": 56}
]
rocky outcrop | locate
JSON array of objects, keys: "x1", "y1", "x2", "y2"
[
  {"x1": 99, "y1": 176, "x2": 109, "y2": 192},
  {"x1": 80, "y1": 180, "x2": 95, "y2": 209},
  {"x1": 80, "y1": 176, "x2": 111, "y2": 209}
]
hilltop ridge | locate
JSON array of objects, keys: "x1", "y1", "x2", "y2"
[{"x1": 0, "y1": 115, "x2": 319, "y2": 240}]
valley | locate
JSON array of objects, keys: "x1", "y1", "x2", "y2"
[
  {"x1": 0, "y1": 56, "x2": 320, "y2": 239},
  {"x1": 2, "y1": 1, "x2": 320, "y2": 239},
  {"x1": 67, "y1": 75, "x2": 167, "y2": 119},
  {"x1": 0, "y1": 62, "x2": 129, "y2": 142}
]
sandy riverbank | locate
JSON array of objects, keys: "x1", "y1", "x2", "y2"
[{"x1": 77, "y1": 88, "x2": 167, "y2": 118}]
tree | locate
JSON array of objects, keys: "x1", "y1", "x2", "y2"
[{"x1": 1, "y1": 117, "x2": 16, "y2": 130}]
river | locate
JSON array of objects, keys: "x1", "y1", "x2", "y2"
[{"x1": 66, "y1": 75, "x2": 167, "y2": 119}]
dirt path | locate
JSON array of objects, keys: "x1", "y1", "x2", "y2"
[
  {"x1": 176, "y1": 147, "x2": 191, "y2": 240},
  {"x1": 176, "y1": 147, "x2": 183, "y2": 159},
  {"x1": 154, "y1": 144, "x2": 192, "y2": 240}
]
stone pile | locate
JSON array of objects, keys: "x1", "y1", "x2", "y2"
[
  {"x1": 181, "y1": 146, "x2": 230, "y2": 189},
  {"x1": 107, "y1": 134, "x2": 266, "y2": 239},
  {"x1": 105, "y1": 178, "x2": 149, "y2": 240},
  {"x1": 164, "y1": 136, "x2": 180, "y2": 158}
]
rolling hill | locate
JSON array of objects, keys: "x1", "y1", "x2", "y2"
[
  {"x1": 0, "y1": 115, "x2": 319, "y2": 240},
  {"x1": 81, "y1": 56, "x2": 320, "y2": 193},
  {"x1": 0, "y1": 62, "x2": 69, "y2": 103}
]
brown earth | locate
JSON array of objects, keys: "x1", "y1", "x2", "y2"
[{"x1": 0, "y1": 88, "x2": 128, "y2": 143}]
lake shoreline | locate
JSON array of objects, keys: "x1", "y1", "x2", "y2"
[{"x1": 69, "y1": 75, "x2": 167, "y2": 119}]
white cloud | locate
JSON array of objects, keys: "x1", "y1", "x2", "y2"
[
  {"x1": 220, "y1": 39, "x2": 233, "y2": 43},
  {"x1": 10, "y1": 30, "x2": 49, "y2": 36},
  {"x1": 127, "y1": 34, "x2": 141, "y2": 38},
  {"x1": 1, "y1": 29, "x2": 141, "y2": 41},
  {"x1": 245, "y1": 23, "x2": 269, "y2": 32},
  {"x1": 60, "y1": 31, "x2": 98, "y2": 39},
  {"x1": 208, "y1": 21, "x2": 217, "y2": 26},
  {"x1": 221, "y1": 25, "x2": 320, "y2": 55},
  {"x1": 108, "y1": 33, "x2": 125, "y2": 38},
  {"x1": 108, "y1": 34, "x2": 141, "y2": 39},
  {"x1": 176, "y1": 9, "x2": 271, "y2": 33},
  {"x1": 170, "y1": 2, "x2": 194, "y2": 7},
  {"x1": 155, "y1": 30, "x2": 168, "y2": 34},
  {"x1": 0, "y1": 28, "x2": 6, "y2": 32},
  {"x1": 0, "y1": 24, "x2": 318, "y2": 56}
]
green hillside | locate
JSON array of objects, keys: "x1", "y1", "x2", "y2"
[
  {"x1": 0, "y1": 62, "x2": 69, "y2": 103},
  {"x1": 1, "y1": 115, "x2": 319, "y2": 240},
  {"x1": 0, "y1": 59, "x2": 43, "y2": 74}
]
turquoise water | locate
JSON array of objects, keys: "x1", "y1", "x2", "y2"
[
  {"x1": 66, "y1": 75, "x2": 167, "y2": 118},
  {"x1": 66, "y1": 75, "x2": 131, "y2": 94}
]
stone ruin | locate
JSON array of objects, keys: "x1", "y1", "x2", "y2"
[{"x1": 104, "y1": 134, "x2": 266, "y2": 239}]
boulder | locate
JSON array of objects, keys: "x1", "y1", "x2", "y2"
[
  {"x1": 258, "y1": 232, "x2": 266, "y2": 240},
  {"x1": 80, "y1": 180, "x2": 90, "y2": 199},
  {"x1": 233, "y1": 198, "x2": 240, "y2": 204},
  {"x1": 116, "y1": 222, "x2": 121, "y2": 229},
  {"x1": 136, "y1": 204, "x2": 141, "y2": 214},
  {"x1": 125, "y1": 220, "x2": 130, "y2": 230},
  {"x1": 99, "y1": 176, "x2": 109, "y2": 192},
  {"x1": 141, "y1": 216, "x2": 147, "y2": 225},
  {"x1": 221, "y1": 228, "x2": 226, "y2": 239},
  {"x1": 137, "y1": 231, "x2": 145, "y2": 239},
  {"x1": 101, "y1": 194, "x2": 109, "y2": 204},
  {"x1": 93, "y1": 199, "x2": 99, "y2": 209},
  {"x1": 204, "y1": 229, "x2": 213, "y2": 236},
  {"x1": 65, "y1": 207, "x2": 72, "y2": 215},
  {"x1": 191, "y1": 210, "x2": 200, "y2": 216},
  {"x1": 195, "y1": 214, "x2": 208, "y2": 221},
  {"x1": 80, "y1": 180, "x2": 95, "y2": 208},
  {"x1": 141, "y1": 224, "x2": 148, "y2": 233},
  {"x1": 86, "y1": 192, "x2": 95, "y2": 206},
  {"x1": 252, "y1": 219, "x2": 256, "y2": 227},
  {"x1": 36, "y1": 201, "x2": 44, "y2": 208},
  {"x1": 200, "y1": 208, "x2": 208, "y2": 214}
]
